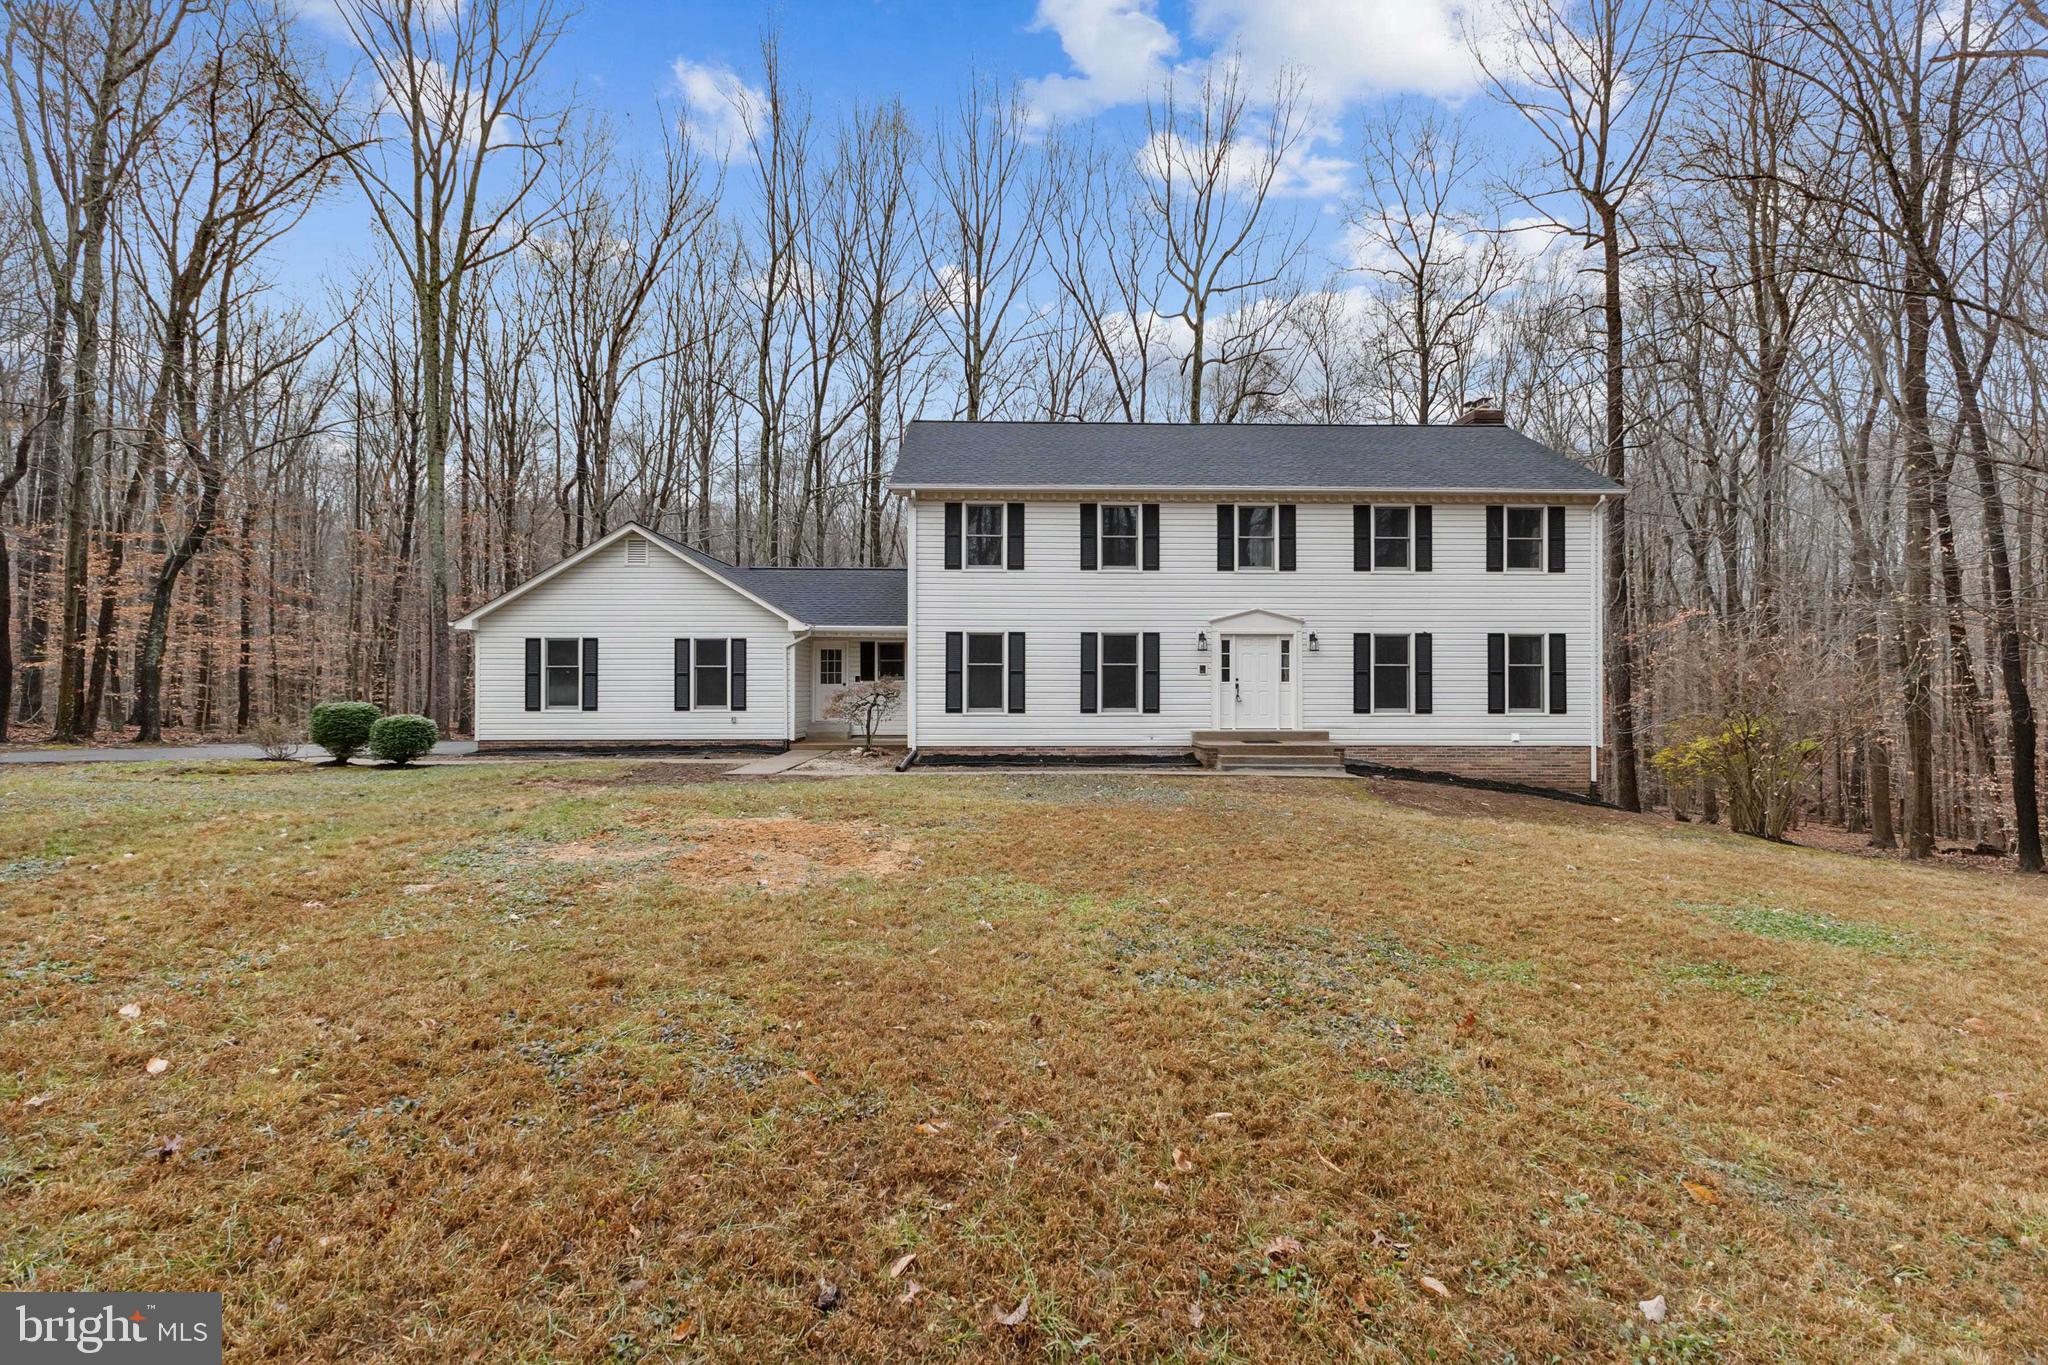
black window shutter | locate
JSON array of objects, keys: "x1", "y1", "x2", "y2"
[
  {"x1": 1006, "y1": 502, "x2": 1025, "y2": 570},
  {"x1": 1352, "y1": 633, "x2": 1372, "y2": 714},
  {"x1": 1353, "y1": 504, "x2": 1371, "y2": 572},
  {"x1": 730, "y1": 638, "x2": 748, "y2": 711},
  {"x1": 1142, "y1": 504, "x2": 1160, "y2": 570},
  {"x1": 1006, "y1": 632, "x2": 1026, "y2": 713},
  {"x1": 524, "y1": 638, "x2": 541, "y2": 711},
  {"x1": 943, "y1": 501, "x2": 962, "y2": 570},
  {"x1": 1486, "y1": 505, "x2": 1505, "y2": 572},
  {"x1": 859, "y1": 641, "x2": 876, "y2": 682},
  {"x1": 1216, "y1": 504, "x2": 1234, "y2": 570},
  {"x1": 673, "y1": 639, "x2": 692, "y2": 711},
  {"x1": 944, "y1": 632, "x2": 963, "y2": 713},
  {"x1": 1278, "y1": 504, "x2": 1296, "y2": 571},
  {"x1": 1079, "y1": 503, "x2": 1098, "y2": 570},
  {"x1": 1142, "y1": 632, "x2": 1160, "y2": 713},
  {"x1": 1079, "y1": 632, "x2": 1098, "y2": 713},
  {"x1": 1487, "y1": 633, "x2": 1507, "y2": 714},
  {"x1": 1547, "y1": 505, "x2": 1566, "y2": 572},
  {"x1": 581, "y1": 638, "x2": 599, "y2": 710},
  {"x1": 1415, "y1": 633, "x2": 1434, "y2": 714},
  {"x1": 1549, "y1": 633, "x2": 1567, "y2": 713},
  {"x1": 1416, "y1": 505, "x2": 1433, "y2": 572}
]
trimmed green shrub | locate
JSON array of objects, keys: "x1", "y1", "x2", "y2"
[
  {"x1": 309, "y1": 701, "x2": 382, "y2": 765},
  {"x1": 368, "y1": 713, "x2": 439, "y2": 766}
]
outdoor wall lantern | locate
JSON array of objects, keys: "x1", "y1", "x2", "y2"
[
  {"x1": 1307, "y1": 632, "x2": 1320, "y2": 652},
  {"x1": 1196, "y1": 631, "x2": 1209, "y2": 653}
]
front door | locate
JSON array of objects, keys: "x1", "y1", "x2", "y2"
[{"x1": 1227, "y1": 635, "x2": 1281, "y2": 729}]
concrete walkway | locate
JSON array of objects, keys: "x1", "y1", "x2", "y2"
[
  {"x1": 0, "y1": 740, "x2": 479, "y2": 765},
  {"x1": 725, "y1": 749, "x2": 824, "y2": 776}
]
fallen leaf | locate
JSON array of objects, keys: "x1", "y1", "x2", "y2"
[
  {"x1": 888, "y1": 1252, "x2": 917, "y2": 1279},
  {"x1": 1419, "y1": 1275, "x2": 1451, "y2": 1299},
  {"x1": 24, "y1": 1094, "x2": 51, "y2": 1109},
  {"x1": 915, "y1": 1120, "x2": 950, "y2": 1135},
  {"x1": 814, "y1": 1276, "x2": 843, "y2": 1313},
  {"x1": 1263, "y1": 1236, "x2": 1304, "y2": 1263},
  {"x1": 1681, "y1": 1180, "x2": 1721, "y2": 1206},
  {"x1": 995, "y1": 1296, "x2": 1030, "y2": 1327},
  {"x1": 1188, "y1": 1300, "x2": 1205, "y2": 1328},
  {"x1": 1370, "y1": 1229, "x2": 1412, "y2": 1252},
  {"x1": 145, "y1": 1057, "x2": 169, "y2": 1076},
  {"x1": 621, "y1": 1278, "x2": 648, "y2": 1296},
  {"x1": 1639, "y1": 1294, "x2": 1667, "y2": 1323},
  {"x1": 1314, "y1": 1150, "x2": 1343, "y2": 1175},
  {"x1": 897, "y1": 1280, "x2": 923, "y2": 1305},
  {"x1": 1153, "y1": 1180, "x2": 1172, "y2": 1195},
  {"x1": 118, "y1": 1003, "x2": 142, "y2": 1019},
  {"x1": 1206, "y1": 1111, "x2": 1234, "y2": 1124},
  {"x1": 797, "y1": 1069, "x2": 822, "y2": 1088},
  {"x1": 1457, "y1": 1009, "x2": 1477, "y2": 1036},
  {"x1": 670, "y1": 1317, "x2": 694, "y2": 1340},
  {"x1": 1172, "y1": 1147, "x2": 1195, "y2": 1173},
  {"x1": 145, "y1": 1134, "x2": 183, "y2": 1162}
]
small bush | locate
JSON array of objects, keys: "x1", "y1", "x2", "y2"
[
  {"x1": 309, "y1": 701, "x2": 382, "y2": 765},
  {"x1": 368, "y1": 713, "x2": 439, "y2": 766},
  {"x1": 1652, "y1": 712, "x2": 1819, "y2": 840},
  {"x1": 245, "y1": 716, "x2": 301, "y2": 761}
]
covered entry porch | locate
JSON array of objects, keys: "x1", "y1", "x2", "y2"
[{"x1": 797, "y1": 631, "x2": 908, "y2": 741}]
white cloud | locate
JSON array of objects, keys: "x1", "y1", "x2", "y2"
[
  {"x1": 670, "y1": 59, "x2": 762, "y2": 161},
  {"x1": 1022, "y1": 0, "x2": 1179, "y2": 120},
  {"x1": 1137, "y1": 123, "x2": 1350, "y2": 200},
  {"x1": 1190, "y1": 0, "x2": 1501, "y2": 104}
]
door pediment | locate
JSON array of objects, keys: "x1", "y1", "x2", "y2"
[{"x1": 1209, "y1": 608, "x2": 1305, "y2": 635}]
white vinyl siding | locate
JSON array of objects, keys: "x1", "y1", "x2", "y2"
[
  {"x1": 470, "y1": 536, "x2": 795, "y2": 742},
  {"x1": 910, "y1": 497, "x2": 1597, "y2": 748}
]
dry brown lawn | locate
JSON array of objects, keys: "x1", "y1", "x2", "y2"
[{"x1": 3, "y1": 761, "x2": 2045, "y2": 1362}]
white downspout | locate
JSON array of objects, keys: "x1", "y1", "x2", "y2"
[
  {"x1": 1590, "y1": 496, "x2": 1606, "y2": 794},
  {"x1": 905, "y1": 491, "x2": 919, "y2": 753}
]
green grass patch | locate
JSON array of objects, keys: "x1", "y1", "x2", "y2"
[{"x1": 1679, "y1": 900, "x2": 1920, "y2": 956}]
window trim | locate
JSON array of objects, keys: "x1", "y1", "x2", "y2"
[
  {"x1": 1504, "y1": 504, "x2": 1548, "y2": 572},
  {"x1": 1235, "y1": 503, "x2": 1280, "y2": 571},
  {"x1": 1372, "y1": 504, "x2": 1414, "y2": 572},
  {"x1": 1097, "y1": 630, "x2": 1143, "y2": 712},
  {"x1": 963, "y1": 501, "x2": 1007, "y2": 570},
  {"x1": 818, "y1": 647, "x2": 843, "y2": 686},
  {"x1": 1506, "y1": 632, "x2": 1548, "y2": 713},
  {"x1": 1098, "y1": 502, "x2": 1142, "y2": 571},
  {"x1": 1372, "y1": 632, "x2": 1414, "y2": 714},
  {"x1": 542, "y1": 637, "x2": 584, "y2": 710},
  {"x1": 690, "y1": 637, "x2": 733, "y2": 711},
  {"x1": 873, "y1": 640, "x2": 905, "y2": 679},
  {"x1": 964, "y1": 631, "x2": 1008, "y2": 713}
]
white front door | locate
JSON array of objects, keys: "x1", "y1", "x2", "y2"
[{"x1": 1227, "y1": 635, "x2": 1281, "y2": 729}]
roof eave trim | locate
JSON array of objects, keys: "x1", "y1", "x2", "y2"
[
  {"x1": 450, "y1": 522, "x2": 809, "y2": 631},
  {"x1": 886, "y1": 481, "x2": 1625, "y2": 496}
]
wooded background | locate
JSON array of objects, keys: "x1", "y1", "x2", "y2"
[{"x1": 4, "y1": 0, "x2": 2045, "y2": 866}]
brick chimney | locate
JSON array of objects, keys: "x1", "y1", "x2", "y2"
[{"x1": 1451, "y1": 397, "x2": 1505, "y2": 426}]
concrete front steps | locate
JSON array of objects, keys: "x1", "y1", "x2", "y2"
[{"x1": 1191, "y1": 729, "x2": 1347, "y2": 773}]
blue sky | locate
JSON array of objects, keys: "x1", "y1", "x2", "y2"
[{"x1": 287, "y1": 0, "x2": 1539, "y2": 293}]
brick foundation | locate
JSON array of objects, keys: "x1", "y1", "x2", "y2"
[
  {"x1": 474, "y1": 739, "x2": 787, "y2": 755},
  {"x1": 1343, "y1": 744, "x2": 1594, "y2": 793}
]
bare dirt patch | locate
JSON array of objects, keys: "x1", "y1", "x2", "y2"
[{"x1": 666, "y1": 815, "x2": 914, "y2": 892}]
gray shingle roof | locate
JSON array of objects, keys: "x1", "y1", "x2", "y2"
[
  {"x1": 889, "y1": 420, "x2": 1622, "y2": 495},
  {"x1": 644, "y1": 527, "x2": 906, "y2": 628}
]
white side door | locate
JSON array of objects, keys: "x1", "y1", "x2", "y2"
[{"x1": 1227, "y1": 636, "x2": 1281, "y2": 729}]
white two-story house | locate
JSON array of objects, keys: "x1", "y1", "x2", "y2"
[{"x1": 454, "y1": 411, "x2": 1621, "y2": 794}]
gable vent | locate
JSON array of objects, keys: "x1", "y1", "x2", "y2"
[{"x1": 624, "y1": 537, "x2": 649, "y2": 566}]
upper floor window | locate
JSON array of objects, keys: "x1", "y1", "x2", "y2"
[
  {"x1": 965, "y1": 503, "x2": 1006, "y2": 567},
  {"x1": 1505, "y1": 506, "x2": 1546, "y2": 570},
  {"x1": 1236, "y1": 504, "x2": 1277, "y2": 569},
  {"x1": 1373, "y1": 506, "x2": 1412, "y2": 569},
  {"x1": 1101, "y1": 504, "x2": 1141, "y2": 568}
]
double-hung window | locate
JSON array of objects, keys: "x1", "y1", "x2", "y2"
[
  {"x1": 965, "y1": 503, "x2": 1006, "y2": 567},
  {"x1": 1373, "y1": 506, "x2": 1412, "y2": 569},
  {"x1": 1236, "y1": 504, "x2": 1277, "y2": 569},
  {"x1": 1373, "y1": 634, "x2": 1412, "y2": 712},
  {"x1": 1505, "y1": 506, "x2": 1546, "y2": 570},
  {"x1": 1100, "y1": 633, "x2": 1140, "y2": 710},
  {"x1": 1100, "y1": 504, "x2": 1141, "y2": 568},
  {"x1": 875, "y1": 641, "x2": 905, "y2": 678},
  {"x1": 818, "y1": 648, "x2": 843, "y2": 685},
  {"x1": 1507, "y1": 634, "x2": 1546, "y2": 711},
  {"x1": 695, "y1": 639, "x2": 730, "y2": 709},
  {"x1": 966, "y1": 633, "x2": 1007, "y2": 711},
  {"x1": 544, "y1": 639, "x2": 583, "y2": 708}
]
